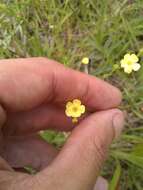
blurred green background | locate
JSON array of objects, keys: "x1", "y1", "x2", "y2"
[{"x1": 1, "y1": 0, "x2": 143, "y2": 189}]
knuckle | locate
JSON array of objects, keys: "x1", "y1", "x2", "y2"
[
  {"x1": 87, "y1": 128, "x2": 109, "y2": 168},
  {"x1": 37, "y1": 57, "x2": 49, "y2": 62},
  {"x1": 76, "y1": 132, "x2": 108, "y2": 169},
  {"x1": 92, "y1": 134, "x2": 108, "y2": 161}
]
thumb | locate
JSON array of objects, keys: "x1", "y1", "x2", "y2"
[{"x1": 34, "y1": 109, "x2": 124, "y2": 190}]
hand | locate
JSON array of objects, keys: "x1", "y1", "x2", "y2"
[{"x1": 0, "y1": 57, "x2": 124, "y2": 190}]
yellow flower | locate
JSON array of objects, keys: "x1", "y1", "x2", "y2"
[
  {"x1": 81, "y1": 57, "x2": 89, "y2": 65},
  {"x1": 65, "y1": 99, "x2": 85, "y2": 123},
  {"x1": 120, "y1": 53, "x2": 141, "y2": 74}
]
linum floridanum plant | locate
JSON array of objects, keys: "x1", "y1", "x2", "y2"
[
  {"x1": 41, "y1": 52, "x2": 143, "y2": 190},
  {"x1": 65, "y1": 99, "x2": 86, "y2": 123},
  {"x1": 63, "y1": 53, "x2": 143, "y2": 190},
  {"x1": 65, "y1": 53, "x2": 141, "y2": 122},
  {"x1": 1, "y1": 1, "x2": 143, "y2": 189}
]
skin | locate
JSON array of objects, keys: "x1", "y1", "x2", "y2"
[{"x1": 0, "y1": 57, "x2": 124, "y2": 190}]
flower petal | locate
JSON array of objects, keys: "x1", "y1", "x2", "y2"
[
  {"x1": 72, "y1": 111, "x2": 82, "y2": 117},
  {"x1": 120, "y1": 59, "x2": 127, "y2": 68},
  {"x1": 132, "y1": 63, "x2": 141, "y2": 71},
  {"x1": 80, "y1": 105, "x2": 85, "y2": 114},
  {"x1": 124, "y1": 66, "x2": 132, "y2": 74},
  {"x1": 81, "y1": 57, "x2": 89, "y2": 65},
  {"x1": 124, "y1": 54, "x2": 131, "y2": 61},
  {"x1": 66, "y1": 101, "x2": 73, "y2": 109},
  {"x1": 131, "y1": 54, "x2": 139, "y2": 63},
  {"x1": 73, "y1": 99, "x2": 81, "y2": 105},
  {"x1": 65, "y1": 109, "x2": 72, "y2": 117}
]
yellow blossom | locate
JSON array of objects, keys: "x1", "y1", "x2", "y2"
[
  {"x1": 65, "y1": 99, "x2": 85, "y2": 123},
  {"x1": 81, "y1": 57, "x2": 89, "y2": 65},
  {"x1": 120, "y1": 53, "x2": 141, "y2": 74}
]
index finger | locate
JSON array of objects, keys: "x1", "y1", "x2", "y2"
[{"x1": 0, "y1": 57, "x2": 121, "y2": 112}]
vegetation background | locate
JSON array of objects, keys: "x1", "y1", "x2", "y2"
[{"x1": 0, "y1": 0, "x2": 143, "y2": 189}]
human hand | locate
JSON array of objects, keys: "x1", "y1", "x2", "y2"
[{"x1": 0, "y1": 58, "x2": 124, "y2": 190}]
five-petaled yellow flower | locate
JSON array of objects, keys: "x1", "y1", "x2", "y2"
[
  {"x1": 81, "y1": 57, "x2": 89, "y2": 65},
  {"x1": 120, "y1": 53, "x2": 141, "y2": 74},
  {"x1": 65, "y1": 99, "x2": 85, "y2": 123}
]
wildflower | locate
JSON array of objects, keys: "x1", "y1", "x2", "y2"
[
  {"x1": 120, "y1": 53, "x2": 141, "y2": 74},
  {"x1": 65, "y1": 99, "x2": 85, "y2": 123},
  {"x1": 49, "y1": 25, "x2": 54, "y2": 29},
  {"x1": 81, "y1": 57, "x2": 89, "y2": 65}
]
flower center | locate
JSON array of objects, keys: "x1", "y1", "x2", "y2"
[
  {"x1": 127, "y1": 60, "x2": 133, "y2": 65},
  {"x1": 72, "y1": 106, "x2": 78, "y2": 112}
]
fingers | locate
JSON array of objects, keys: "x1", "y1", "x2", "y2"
[
  {"x1": 3, "y1": 104, "x2": 74, "y2": 136},
  {"x1": 93, "y1": 177, "x2": 108, "y2": 190},
  {"x1": 0, "y1": 135, "x2": 58, "y2": 171},
  {"x1": 0, "y1": 169, "x2": 30, "y2": 190},
  {"x1": 0, "y1": 105, "x2": 6, "y2": 129},
  {"x1": 0, "y1": 156, "x2": 37, "y2": 190},
  {"x1": 0, "y1": 157, "x2": 13, "y2": 172},
  {"x1": 0, "y1": 58, "x2": 121, "y2": 112},
  {"x1": 34, "y1": 109, "x2": 124, "y2": 190}
]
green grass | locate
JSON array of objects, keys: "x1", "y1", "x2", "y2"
[{"x1": 1, "y1": 0, "x2": 143, "y2": 189}]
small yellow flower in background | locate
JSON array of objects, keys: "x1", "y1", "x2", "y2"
[
  {"x1": 120, "y1": 53, "x2": 141, "y2": 74},
  {"x1": 65, "y1": 99, "x2": 85, "y2": 123},
  {"x1": 81, "y1": 57, "x2": 89, "y2": 65}
]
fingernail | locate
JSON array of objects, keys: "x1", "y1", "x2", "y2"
[
  {"x1": 94, "y1": 177, "x2": 108, "y2": 190},
  {"x1": 113, "y1": 112, "x2": 125, "y2": 139}
]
